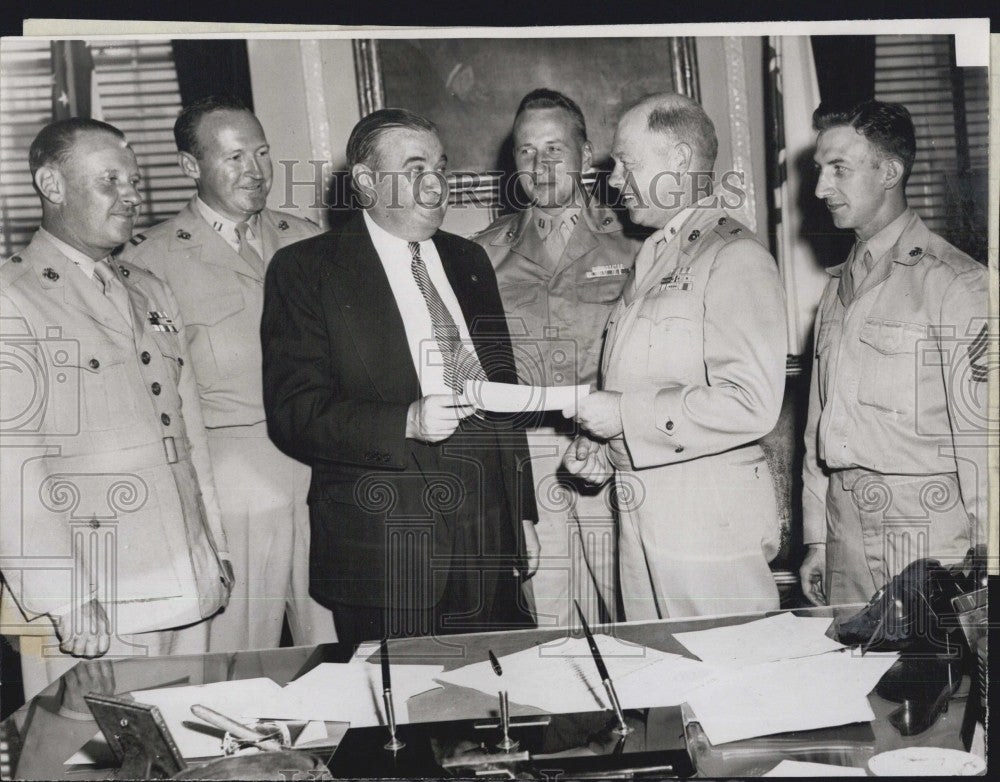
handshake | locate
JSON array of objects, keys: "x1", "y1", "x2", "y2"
[{"x1": 405, "y1": 388, "x2": 623, "y2": 486}]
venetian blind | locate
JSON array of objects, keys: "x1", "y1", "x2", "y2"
[
  {"x1": 0, "y1": 39, "x2": 193, "y2": 257},
  {"x1": 873, "y1": 34, "x2": 988, "y2": 255}
]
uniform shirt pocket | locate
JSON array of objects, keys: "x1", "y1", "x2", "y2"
[
  {"x1": 499, "y1": 282, "x2": 545, "y2": 338},
  {"x1": 577, "y1": 275, "x2": 627, "y2": 304},
  {"x1": 69, "y1": 340, "x2": 134, "y2": 432},
  {"x1": 857, "y1": 318, "x2": 926, "y2": 415},
  {"x1": 184, "y1": 291, "x2": 246, "y2": 383}
]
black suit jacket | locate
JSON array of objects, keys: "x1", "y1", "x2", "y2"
[{"x1": 262, "y1": 212, "x2": 537, "y2": 609}]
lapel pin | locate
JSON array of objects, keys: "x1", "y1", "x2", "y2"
[
  {"x1": 688, "y1": 229, "x2": 701, "y2": 242},
  {"x1": 176, "y1": 229, "x2": 191, "y2": 240},
  {"x1": 42, "y1": 267, "x2": 59, "y2": 281},
  {"x1": 278, "y1": 220, "x2": 289, "y2": 230},
  {"x1": 909, "y1": 247, "x2": 922, "y2": 256}
]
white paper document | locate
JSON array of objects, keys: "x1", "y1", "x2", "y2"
[
  {"x1": 685, "y1": 650, "x2": 898, "y2": 745},
  {"x1": 435, "y1": 634, "x2": 670, "y2": 713},
  {"x1": 264, "y1": 662, "x2": 444, "y2": 725},
  {"x1": 673, "y1": 612, "x2": 845, "y2": 669},
  {"x1": 764, "y1": 759, "x2": 867, "y2": 776},
  {"x1": 131, "y1": 677, "x2": 285, "y2": 759},
  {"x1": 464, "y1": 380, "x2": 590, "y2": 414}
]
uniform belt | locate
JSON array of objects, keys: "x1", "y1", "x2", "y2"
[{"x1": 834, "y1": 467, "x2": 958, "y2": 490}]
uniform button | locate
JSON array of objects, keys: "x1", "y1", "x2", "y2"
[
  {"x1": 151, "y1": 382, "x2": 161, "y2": 395},
  {"x1": 178, "y1": 357, "x2": 184, "y2": 367},
  {"x1": 89, "y1": 358, "x2": 100, "y2": 369},
  {"x1": 665, "y1": 420, "x2": 674, "y2": 431},
  {"x1": 141, "y1": 351, "x2": 151, "y2": 364},
  {"x1": 675, "y1": 446, "x2": 684, "y2": 453},
  {"x1": 161, "y1": 413, "x2": 171, "y2": 426}
]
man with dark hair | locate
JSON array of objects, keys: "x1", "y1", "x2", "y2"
[
  {"x1": 262, "y1": 108, "x2": 539, "y2": 647},
  {"x1": 472, "y1": 88, "x2": 640, "y2": 628},
  {"x1": 117, "y1": 95, "x2": 336, "y2": 651},
  {"x1": 801, "y1": 99, "x2": 988, "y2": 606},
  {"x1": 1, "y1": 118, "x2": 232, "y2": 698},
  {"x1": 565, "y1": 92, "x2": 786, "y2": 620}
]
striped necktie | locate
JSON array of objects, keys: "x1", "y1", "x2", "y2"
[{"x1": 408, "y1": 241, "x2": 487, "y2": 393}]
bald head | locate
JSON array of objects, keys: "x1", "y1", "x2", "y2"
[{"x1": 625, "y1": 93, "x2": 718, "y2": 172}]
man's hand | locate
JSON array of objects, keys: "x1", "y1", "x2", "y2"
[
  {"x1": 517, "y1": 518, "x2": 540, "y2": 579},
  {"x1": 60, "y1": 659, "x2": 116, "y2": 717},
  {"x1": 799, "y1": 544, "x2": 828, "y2": 606},
  {"x1": 55, "y1": 598, "x2": 111, "y2": 659},
  {"x1": 406, "y1": 394, "x2": 476, "y2": 443},
  {"x1": 562, "y1": 436, "x2": 614, "y2": 486},
  {"x1": 565, "y1": 391, "x2": 624, "y2": 439}
]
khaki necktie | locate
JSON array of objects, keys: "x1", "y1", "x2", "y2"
[
  {"x1": 408, "y1": 241, "x2": 488, "y2": 393},
  {"x1": 93, "y1": 260, "x2": 132, "y2": 325},
  {"x1": 235, "y1": 221, "x2": 265, "y2": 277},
  {"x1": 546, "y1": 216, "x2": 573, "y2": 263},
  {"x1": 851, "y1": 241, "x2": 873, "y2": 294}
]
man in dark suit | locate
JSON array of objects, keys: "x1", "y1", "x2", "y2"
[{"x1": 261, "y1": 109, "x2": 539, "y2": 647}]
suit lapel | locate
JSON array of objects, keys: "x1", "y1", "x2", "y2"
[
  {"x1": 436, "y1": 233, "x2": 505, "y2": 382},
  {"x1": 331, "y1": 214, "x2": 420, "y2": 402}
]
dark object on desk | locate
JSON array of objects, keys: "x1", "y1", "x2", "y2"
[
  {"x1": 327, "y1": 706, "x2": 694, "y2": 778},
  {"x1": 832, "y1": 549, "x2": 986, "y2": 737},
  {"x1": 833, "y1": 548, "x2": 986, "y2": 652},
  {"x1": 171, "y1": 749, "x2": 332, "y2": 780},
  {"x1": 84, "y1": 693, "x2": 187, "y2": 780}
]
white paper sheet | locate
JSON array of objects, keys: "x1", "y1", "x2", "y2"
[
  {"x1": 434, "y1": 634, "x2": 669, "y2": 713},
  {"x1": 764, "y1": 759, "x2": 867, "y2": 776},
  {"x1": 685, "y1": 650, "x2": 898, "y2": 745},
  {"x1": 263, "y1": 662, "x2": 444, "y2": 725},
  {"x1": 464, "y1": 380, "x2": 590, "y2": 414},
  {"x1": 612, "y1": 653, "x2": 724, "y2": 709},
  {"x1": 673, "y1": 612, "x2": 845, "y2": 669},
  {"x1": 130, "y1": 677, "x2": 285, "y2": 759}
]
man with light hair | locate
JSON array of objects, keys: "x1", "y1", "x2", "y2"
[{"x1": 565, "y1": 92, "x2": 787, "y2": 619}]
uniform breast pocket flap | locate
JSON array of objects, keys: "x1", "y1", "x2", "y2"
[
  {"x1": 577, "y1": 276, "x2": 626, "y2": 304},
  {"x1": 188, "y1": 291, "x2": 245, "y2": 326},
  {"x1": 857, "y1": 318, "x2": 926, "y2": 414},
  {"x1": 500, "y1": 282, "x2": 539, "y2": 311}
]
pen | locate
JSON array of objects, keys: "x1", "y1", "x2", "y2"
[
  {"x1": 381, "y1": 637, "x2": 392, "y2": 694},
  {"x1": 488, "y1": 649, "x2": 503, "y2": 677},
  {"x1": 380, "y1": 638, "x2": 405, "y2": 751},
  {"x1": 190, "y1": 704, "x2": 283, "y2": 752},
  {"x1": 574, "y1": 600, "x2": 631, "y2": 735}
]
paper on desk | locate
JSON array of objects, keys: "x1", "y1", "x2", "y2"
[
  {"x1": 463, "y1": 380, "x2": 590, "y2": 414},
  {"x1": 263, "y1": 662, "x2": 444, "y2": 725},
  {"x1": 435, "y1": 634, "x2": 669, "y2": 713},
  {"x1": 673, "y1": 612, "x2": 845, "y2": 669},
  {"x1": 685, "y1": 650, "x2": 898, "y2": 745},
  {"x1": 764, "y1": 760, "x2": 867, "y2": 776},
  {"x1": 131, "y1": 677, "x2": 284, "y2": 759},
  {"x1": 613, "y1": 653, "x2": 724, "y2": 709}
]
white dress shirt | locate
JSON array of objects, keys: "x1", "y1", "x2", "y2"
[{"x1": 363, "y1": 210, "x2": 479, "y2": 395}]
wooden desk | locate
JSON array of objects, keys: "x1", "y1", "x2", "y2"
[{"x1": 0, "y1": 607, "x2": 973, "y2": 778}]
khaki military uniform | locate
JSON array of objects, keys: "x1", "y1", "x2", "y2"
[
  {"x1": 1, "y1": 231, "x2": 232, "y2": 697},
  {"x1": 118, "y1": 197, "x2": 336, "y2": 651},
  {"x1": 601, "y1": 207, "x2": 786, "y2": 619},
  {"x1": 802, "y1": 209, "x2": 989, "y2": 605},
  {"x1": 474, "y1": 204, "x2": 640, "y2": 627}
]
